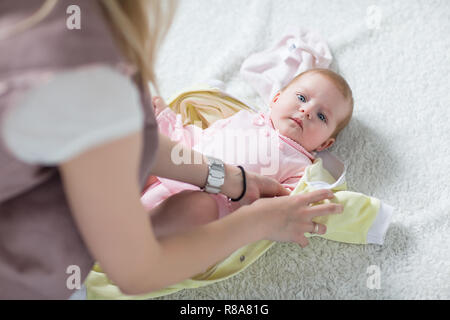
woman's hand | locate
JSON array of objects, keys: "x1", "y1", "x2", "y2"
[
  {"x1": 240, "y1": 170, "x2": 291, "y2": 205},
  {"x1": 221, "y1": 165, "x2": 290, "y2": 205},
  {"x1": 249, "y1": 189, "x2": 343, "y2": 248}
]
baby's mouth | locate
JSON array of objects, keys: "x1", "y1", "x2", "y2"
[{"x1": 290, "y1": 117, "x2": 303, "y2": 130}]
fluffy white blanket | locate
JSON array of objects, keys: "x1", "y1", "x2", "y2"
[{"x1": 152, "y1": 0, "x2": 450, "y2": 299}]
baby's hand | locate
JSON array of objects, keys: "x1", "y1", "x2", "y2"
[{"x1": 152, "y1": 96, "x2": 168, "y2": 117}]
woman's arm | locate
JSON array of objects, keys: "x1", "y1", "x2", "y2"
[
  {"x1": 150, "y1": 96, "x2": 289, "y2": 202},
  {"x1": 60, "y1": 131, "x2": 341, "y2": 295},
  {"x1": 59, "y1": 131, "x2": 264, "y2": 294},
  {"x1": 151, "y1": 132, "x2": 290, "y2": 202},
  {"x1": 151, "y1": 132, "x2": 245, "y2": 200}
]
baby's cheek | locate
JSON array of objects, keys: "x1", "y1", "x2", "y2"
[{"x1": 270, "y1": 103, "x2": 287, "y2": 117}]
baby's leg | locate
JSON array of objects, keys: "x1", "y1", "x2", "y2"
[{"x1": 149, "y1": 190, "x2": 219, "y2": 238}]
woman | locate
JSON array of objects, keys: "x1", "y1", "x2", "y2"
[{"x1": 0, "y1": 0, "x2": 342, "y2": 299}]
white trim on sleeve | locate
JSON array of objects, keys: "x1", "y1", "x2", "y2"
[
  {"x1": 1, "y1": 65, "x2": 144, "y2": 164},
  {"x1": 366, "y1": 202, "x2": 394, "y2": 245}
]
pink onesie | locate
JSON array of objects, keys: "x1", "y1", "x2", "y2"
[{"x1": 141, "y1": 108, "x2": 316, "y2": 218}]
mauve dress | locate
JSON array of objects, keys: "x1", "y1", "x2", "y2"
[{"x1": 0, "y1": 0, "x2": 159, "y2": 299}]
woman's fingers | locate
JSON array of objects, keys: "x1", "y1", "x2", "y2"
[
  {"x1": 259, "y1": 175, "x2": 291, "y2": 197},
  {"x1": 309, "y1": 222, "x2": 327, "y2": 235},
  {"x1": 297, "y1": 236, "x2": 309, "y2": 248},
  {"x1": 243, "y1": 173, "x2": 290, "y2": 206},
  {"x1": 297, "y1": 189, "x2": 334, "y2": 205},
  {"x1": 292, "y1": 189, "x2": 343, "y2": 218},
  {"x1": 307, "y1": 203, "x2": 343, "y2": 218},
  {"x1": 277, "y1": 185, "x2": 291, "y2": 197}
]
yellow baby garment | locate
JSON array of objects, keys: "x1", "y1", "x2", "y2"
[
  {"x1": 84, "y1": 86, "x2": 393, "y2": 300},
  {"x1": 293, "y1": 158, "x2": 392, "y2": 245}
]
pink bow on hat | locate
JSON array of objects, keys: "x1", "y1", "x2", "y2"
[{"x1": 240, "y1": 26, "x2": 333, "y2": 105}]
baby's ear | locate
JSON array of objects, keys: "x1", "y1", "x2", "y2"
[
  {"x1": 270, "y1": 92, "x2": 281, "y2": 109},
  {"x1": 316, "y1": 138, "x2": 335, "y2": 152}
]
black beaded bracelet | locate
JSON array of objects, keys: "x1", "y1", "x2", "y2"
[{"x1": 230, "y1": 165, "x2": 246, "y2": 202}]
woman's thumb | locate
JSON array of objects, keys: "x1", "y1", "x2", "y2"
[{"x1": 261, "y1": 178, "x2": 291, "y2": 197}]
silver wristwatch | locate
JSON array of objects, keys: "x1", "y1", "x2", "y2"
[{"x1": 204, "y1": 156, "x2": 225, "y2": 194}]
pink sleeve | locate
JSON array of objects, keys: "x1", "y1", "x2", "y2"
[{"x1": 156, "y1": 108, "x2": 203, "y2": 148}]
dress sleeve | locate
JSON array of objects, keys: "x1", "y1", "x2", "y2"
[{"x1": 1, "y1": 65, "x2": 144, "y2": 165}]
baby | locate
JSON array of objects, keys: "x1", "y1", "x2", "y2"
[{"x1": 145, "y1": 68, "x2": 354, "y2": 237}]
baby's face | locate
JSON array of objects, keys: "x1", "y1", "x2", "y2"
[{"x1": 270, "y1": 73, "x2": 351, "y2": 152}]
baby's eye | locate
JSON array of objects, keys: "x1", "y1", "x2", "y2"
[
  {"x1": 297, "y1": 94, "x2": 306, "y2": 103},
  {"x1": 318, "y1": 112, "x2": 327, "y2": 123}
]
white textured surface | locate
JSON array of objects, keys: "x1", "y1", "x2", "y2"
[{"x1": 152, "y1": 0, "x2": 450, "y2": 299}]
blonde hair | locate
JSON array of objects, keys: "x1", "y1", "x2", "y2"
[
  {"x1": 285, "y1": 68, "x2": 354, "y2": 140},
  {"x1": 0, "y1": 0, "x2": 177, "y2": 94},
  {"x1": 99, "y1": 0, "x2": 176, "y2": 93}
]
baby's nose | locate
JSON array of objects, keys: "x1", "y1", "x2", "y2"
[{"x1": 299, "y1": 109, "x2": 312, "y2": 120}]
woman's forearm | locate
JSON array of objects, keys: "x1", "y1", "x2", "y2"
[
  {"x1": 150, "y1": 132, "x2": 208, "y2": 187},
  {"x1": 150, "y1": 133, "x2": 244, "y2": 199}
]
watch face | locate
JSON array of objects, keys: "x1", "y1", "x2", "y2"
[
  {"x1": 211, "y1": 158, "x2": 224, "y2": 167},
  {"x1": 206, "y1": 157, "x2": 225, "y2": 193}
]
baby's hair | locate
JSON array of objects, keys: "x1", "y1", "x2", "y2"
[{"x1": 284, "y1": 68, "x2": 354, "y2": 140}]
